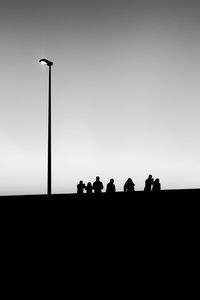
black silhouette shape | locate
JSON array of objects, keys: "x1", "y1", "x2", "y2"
[
  {"x1": 106, "y1": 179, "x2": 116, "y2": 194},
  {"x1": 144, "y1": 175, "x2": 154, "y2": 192},
  {"x1": 77, "y1": 180, "x2": 85, "y2": 194},
  {"x1": 85, "y1": 182, "x2": 93, "y2": 194},
  {"x1": 93, "y1": 176, "x2": 104, "y2": 194},
  {"x1": 152, "y1": 178, "x2": 161, "y2": 191},
  {"x1": 39, "y1": 59, "x2": 53, "y2": 196},
  {"x1": 124, "y1": 178, "x2": 135, "y2": 192}
]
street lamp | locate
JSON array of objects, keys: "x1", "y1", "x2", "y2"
[{"x1": 39, "y1": 58, "x2": 53, "y2": 196}]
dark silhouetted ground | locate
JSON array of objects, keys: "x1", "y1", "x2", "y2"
[
  {"x1": 1, "y1": 189, "x2": 199, "y2": 271},
  {"x1": 1, "y1": 189, "x2": 199, "y2": 220},
  {"x1": 1, "y1": 188, "x2": 200, "y2": 201}
]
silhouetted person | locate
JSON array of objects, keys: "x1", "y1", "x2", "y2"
[
  {"x1": 85, "y1": 182, "x2": 93, "y2": 194},
  {"x1": 77, "y1": 180, "x2": 85, "y2": 194},
  {"x1": 124, "y1": 178, "x2": 135, "y2": 192},
  {"x1": 152, "y1": 178, "x2": 161, "y2": 192},
  {"x1": 93, "y1": 176, "x2": 104, "y2": 194},
  {"x1": 106, "y1": 179, "x2": 116, "y2": 194},
  {"x1": 144, "y1": 175, "x2": 154, "y2": 192}
]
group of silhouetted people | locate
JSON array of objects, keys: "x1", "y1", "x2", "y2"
[
  {"x1": 144, "y1": 175, "x2": 161, "y2": 192},
  {"x1": 77, "y1": 175, "x2": 161, "y2": 194},
  {"x1": 77, "y1": 176, "x2": 105, "y2": 195}
]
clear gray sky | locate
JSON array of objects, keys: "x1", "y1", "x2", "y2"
[{"x1": 1, "y1": 0, "x2": 200, "y2": 195}]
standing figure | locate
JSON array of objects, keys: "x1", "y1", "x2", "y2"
[
  {"x1": 106, "y1": 179, "x2": 116, "y2": 194},
  {"x1": 144, "y1": 175, "x2": 154, "y2": 192},
  {"x1": 85, "y1": 182, "x2": 93, "y2": 194},
  {"x1": 93, "y1": 176, "x2": 104, "y2": 194},
  {"x1": 124, "y1": 178, "x2": 135, "y2": 192},
  {"x1": 152, "y1": 178, "x2": 161, "y2": 192},
  {"x1": 77, "y1": 180, "x2": 85, "y2": 194}
]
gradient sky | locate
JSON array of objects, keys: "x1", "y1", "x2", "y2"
[{"x1": 1, "y1": 0, "x2": 200, "y2": 195}]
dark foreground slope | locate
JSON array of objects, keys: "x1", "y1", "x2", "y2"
[
  {"x1": 1, "y1": 188, "x2": 200, "y2": 201},
  {"x1": 1, "y1": 189, "x2": 199, "y2": 218},
  {"x1": 1, "y1": 189, "x2": 199, "y2": 258}
]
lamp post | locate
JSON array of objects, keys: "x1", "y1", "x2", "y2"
[{"x1": 39, "y1": 58, "x2": 53, "y2": 196}]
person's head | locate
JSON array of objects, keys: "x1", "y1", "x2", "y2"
[
  {"x1": 155, "y1": 178, "x2": 159, "y2": 183},
  {"x1": 110, "y1": 179, "x2": 114, "y2": 184},
  {"x1": 148, "y1": 175, "x2": 153, "y2": 179},
  {"x1": 87, "y1": 182, "x2": 92, "y2": 186},
  {"x1": 96, "y1": 176, "x2": 100, "y2": 181},
  {"x1": 79, "y1": 180, "x2": 83, "y2": 184}
]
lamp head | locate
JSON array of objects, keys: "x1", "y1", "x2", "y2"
[{"x1": 39, "y1": 59, "x2": 53, "y2": 66}]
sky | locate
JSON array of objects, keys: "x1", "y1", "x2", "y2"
[{"x1": 1, "y1": 0, "x2": 200, "y2": 195}]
